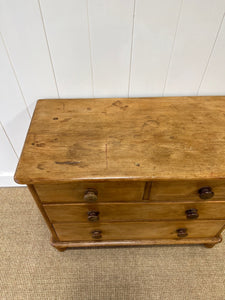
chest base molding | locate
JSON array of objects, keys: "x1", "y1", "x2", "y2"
[{"x1": 51, "y1": 236, "x2": 222, "y2": 251}]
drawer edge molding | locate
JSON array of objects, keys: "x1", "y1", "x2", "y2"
[{"x1": 43, "y1": 202, "x2": 225, "y2": 223}]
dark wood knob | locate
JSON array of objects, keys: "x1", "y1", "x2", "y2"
[
  {"x1": 83, "y1": 188, "x2": 98, "y2": 202},
  {"x1": 185, "y1": 208, "x2": 199, "y2": 219},
  {"x1": 91, "y1": 230, "x2": 102, "y2": 239},
  {"x1": 88, "y1": 210, "x2": 99, "y2": 222},
  {"x1": 176, "y1": 228, "x2": 188, "y2": 238},
  {"x1": 198, "y1": 187, "x2": 214, "y2": 199}
]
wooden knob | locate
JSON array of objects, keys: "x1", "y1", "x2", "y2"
[
  {"x1": 83, "y1": 188, "x2": 98, "y2": 202},
  {"x1": 88, "y1": 210, "x2": 99, "y2": 222},
  {"x1": 91, "y1": 230, "x2": 102, "y2": 239},
  {"x1": 176, "y1": 228, "x2": 188, "y2": 238},
  {"x1": 185, "y1": 208, "x2": 199, "y2": 219},
  {"x1": 198, "y1": 187, "x2": 214, "y2": 199}
]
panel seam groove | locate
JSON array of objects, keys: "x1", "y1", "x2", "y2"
[
  {"x1": 37, "y1": 0, "x2": 60, "y2": 98},
  {"x1": 128, "y1": 0, "x2": 136, "y2": 97},
  {"x1": 0, "y1": 122, "x2": 18, "y2": 158},
  {"x1": 0, "y1": 32, "x2": 31, "y2": 119},
  {"x1": 162, "y1": 0, "x2": 184, "y2": 96},
  {"x1": 197, "y1": 12, "x2": 225, "y2": 95},
  {"x1": 86, "y1": 0, "x2": 95, "y2": 98}
]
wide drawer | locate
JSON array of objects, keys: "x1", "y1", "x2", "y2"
[
  {"x1": 44, "y1": 202, "x2": 225, "y2": 223},
  {"x1": 151, "y1": 180, "x2": 225, "y2": 201},
  {"x1": 53, "y1": 220, "x2": 225, "y2": 242},
  {"x1": 35, "y1": 182, "x2": 145, "y2": 203}
]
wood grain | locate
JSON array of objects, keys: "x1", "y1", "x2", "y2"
[
  {"x1": 14, "y1": 96, "x2": 225, "y2": 184},
  {"x1": 151, "y1": 180, "x2": 225, "y2": 201},
  {"x1": 44, "y1": 201, "x2": 225, "y2": 223},
  {"x1": 35, "y1": 182, "x2": 145, "y2": 203},
  {"x1": 53, "y1": 220, "x2": 225, "y2": 242}
]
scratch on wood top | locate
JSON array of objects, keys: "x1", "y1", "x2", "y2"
[
  {"x1": 55, "y1": 161, "x2": 81, "y2": 165},
  {"x1": 105, "y1": 144, "x2": 108, "y2": 169}
]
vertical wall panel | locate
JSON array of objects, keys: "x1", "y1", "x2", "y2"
[
  {"x1": 0, "y1": 35, "x2": 30, "y2": 156},
  {"x1": 129, "y1": 0, "x2": 182, "y2": 97},
  {"x1": 164, "y1": 0, "x2": 225, "y2": 96},
  {"x1": 0, "y1": 123, "x2": 18, "y2": 187},
  {"x1": 0, "y1": 0, "x2": 58, "y2": 114},
  {"x1": 199, "y1": 17, "x2": 225, "y2": 95},
  {"x1": 40, "y1": 0, "x2": 93, "y2": 98},
  {"x1": 88, "y1": 0, "x2": 134, "y2": 97}
]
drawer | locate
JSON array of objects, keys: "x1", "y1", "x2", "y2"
[
  {"x1": 151, "y1": 180, "x2": 225, "y2": 201},
  {"x1": 44, "y1": 202, "x2": 225, "y2": 223},
  {"x1": 35, "y1": 182, "x2": 145, "y2": 203},
  {"x1": 53, "y1": 220, "x2": 225, "y2": 242}
]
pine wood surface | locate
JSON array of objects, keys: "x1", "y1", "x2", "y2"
[
  {"x1": 35, "y1": 181, "x2": 145, "y2": 203},
  {"x1": 34, "y1": 180, "x2": 225, "y2": 203},
  {"x1": 44, "y1": 201, "x2": 225, "y2": 223},
  {"x1": 13, "y1": 97, "x2": 225, "y2": 250},
  {"x1": 53, "y1": 220, "x2": 225, "y2": 242},
  {"x1": 14, "y1": 96, "x2": 225, "y2": 184},
  {"x1": 151, "y1": 179, "x2": 225, "y2": 201}
]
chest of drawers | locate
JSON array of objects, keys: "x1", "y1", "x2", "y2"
[{"x1": 14, "y1": 96, "x2": 225, "y2": 251}]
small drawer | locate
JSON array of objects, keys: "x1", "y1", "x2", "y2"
[
  {"x1": 35, "y1": 181, "x2": 145, "y2": 203},
  {"x1": 44, "y1": 202, "x2": 225, "y2": 223},
  {"x1": 53, "y1": 220, "x2": 225, "y2": 242},
  {"x1": 151, "y1": 180, "x2": 225, "y2": 201}
]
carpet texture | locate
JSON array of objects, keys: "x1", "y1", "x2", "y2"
[{"x1": 0, "y1": 187, "x2": 224, "y2": 300}]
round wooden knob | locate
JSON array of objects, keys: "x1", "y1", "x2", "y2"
[
  {"x1": 88, "y1": 210, "x2": 99, "y2": 222},
  {"x1": 176, "y1": 228, "x2": 188, "y2": 238},
  {"x1": 185, "y1": 208, "x2": 199, "y2": 219},
  {"x1": 91, "y1": 230, "x2": 102, "y2": 239},
  {"x1": 198, "y1": 187, "x2": 214, "y2": 199},
  {"x1": 83, "y1": 189, "x2": 98, "y2": 202}
]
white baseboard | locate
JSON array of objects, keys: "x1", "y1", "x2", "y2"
[{"x1": 0, "y1": 175, "x2": 25, "y2": 187}]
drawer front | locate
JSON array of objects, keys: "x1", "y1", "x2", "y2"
[
  {"x1": 151, "y1": 180, "x2": 225, "y2": 201},
  {"x1": 35, "y1": 182, "x2": 145, "y2": 203},
  {"x1": 53, "y1": 220, "x2": 225, "y2": 242},
  {"x1": 44, "y1": 202, "x2": 225, "y2": 223}
]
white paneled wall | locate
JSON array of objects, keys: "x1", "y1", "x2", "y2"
[
  {"x1": 199, "y1": 13, "x2": 225, "y2": 95},
  {"x1": 88, "y1": 0, "x2": 135, "y2": 97},
  {"x1": 0, "y1": 34, "x2": 30, "y2": 155},
  {"x1": 0, "y1": 0, "x2": 59, "y2": 114},
  {"x1": 129, "y1": 0, "x2": 182, "y2": 97},
  {"x1": 0, "y1": 0, "x2": 225, "y2": 186},
  {"x1": 39, "y1": 0, "x2": 93, "y2": 98},
  {"x1": 164, "y1": 0, "x2": 225, "y2": 95}
]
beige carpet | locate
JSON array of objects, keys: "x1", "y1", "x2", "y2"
[{"x1": 0, "y1": 187, "x2": 225, "y2": 300}]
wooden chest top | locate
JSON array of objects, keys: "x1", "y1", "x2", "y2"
[{"x1": 14, "y1": 96, "x2": 225, "y2": 184}]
